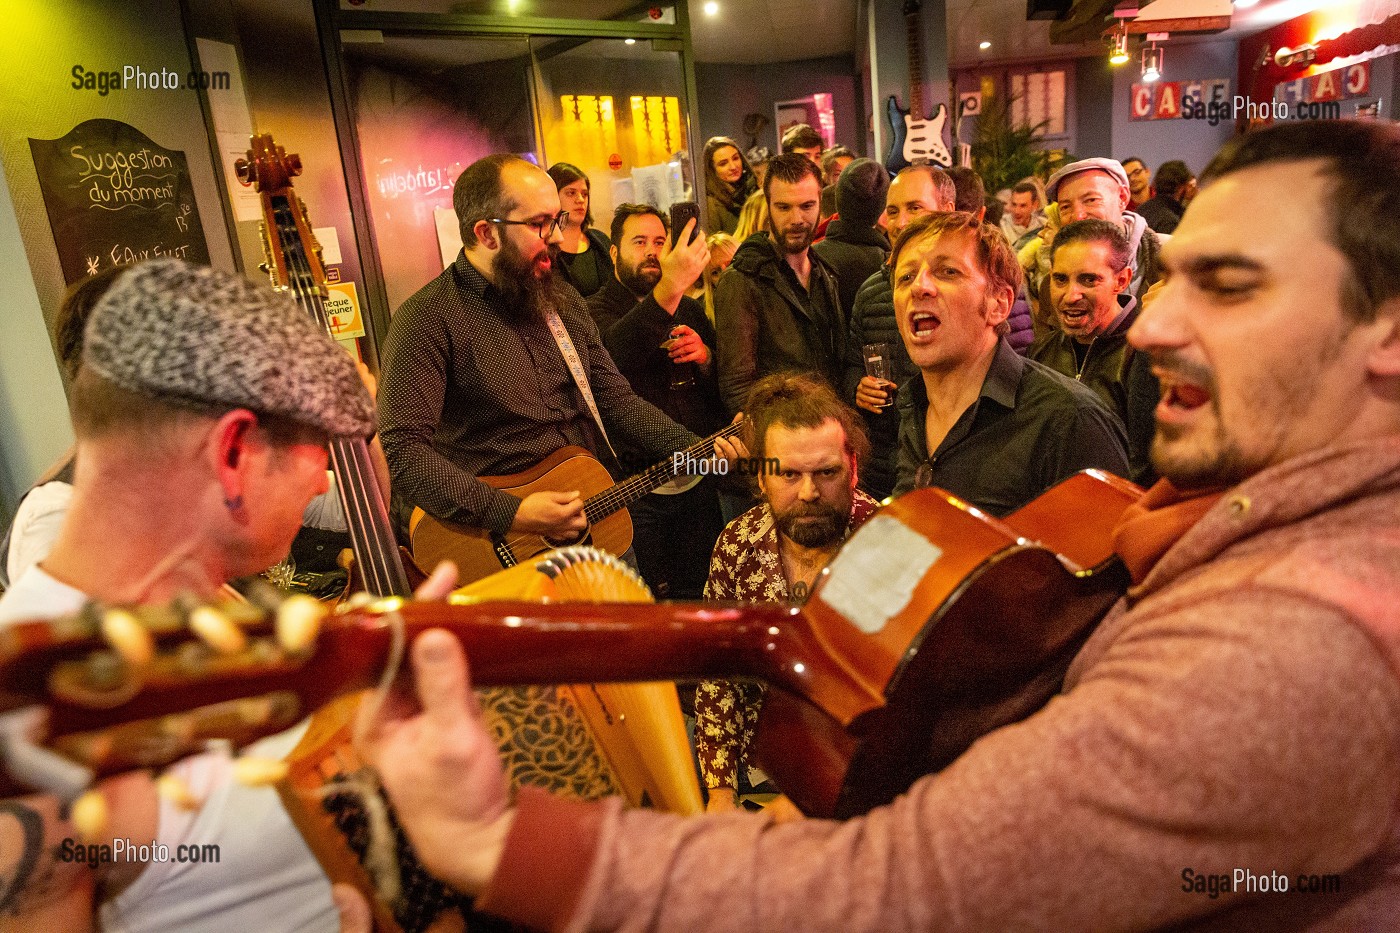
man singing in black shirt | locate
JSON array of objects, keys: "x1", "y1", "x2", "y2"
[
  {"x1": 889, "y1": 211, "x2": 1129, "y2": 514},
  {"x1": 379, "y1": 154, "x2": 746, "y2": 547}
]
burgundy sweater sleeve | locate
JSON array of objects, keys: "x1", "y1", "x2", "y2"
[{"x1": 491, "y1": 592, "x2": 1400, "y2": 932}]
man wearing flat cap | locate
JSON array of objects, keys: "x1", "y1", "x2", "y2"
[
  {"x1": 0, "y1": 258, "x2": 375, "y2": 930},
  {"x1": 1044, "y1": 156, "x2": 1165, "y2": 303}
]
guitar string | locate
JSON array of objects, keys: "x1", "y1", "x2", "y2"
[
  {"x1": 277, "y1": 201, "x2": 394, "y2": 596},
  {"x1": 496, "y1": 421, "x2": 744, "y2": 554},
  {"x1": 280, "y1": 211, "x2": 400, "y2": 598},
  {"x1": 275, "y1": 198, "x2": 405, "y2": 597},
  {"x1": 582, "y1": 422, "x2": 742, "y2": 516},
  {"x1": 497, "y1": 423, "x2": 741, "y2": 553}
]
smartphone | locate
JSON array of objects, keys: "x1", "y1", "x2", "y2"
[{"x1": 669, "y1": 201, "x2": 701, "y2": 248}]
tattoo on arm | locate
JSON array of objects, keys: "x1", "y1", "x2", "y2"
[{"x1": 0, "y1": 801, "x2": 44, "y2": 915}]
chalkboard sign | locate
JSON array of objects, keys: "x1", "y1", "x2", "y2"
[{"x1": 29, "y1": 118, "x2": 211, "y2": 285}]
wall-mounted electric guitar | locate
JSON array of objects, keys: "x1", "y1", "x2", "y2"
[
  {"x1": 1, "y1": 471, "x2": 1142, "y2": 822},
  {"x1": 885, "y1": 0, "x2": 953, "y2": 172},
  {"x1": 409, "y1": 421, "x2": 744, "y2": 586}
]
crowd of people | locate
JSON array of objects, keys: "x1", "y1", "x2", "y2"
[{"x1": 2, "y1": 115, "x2": 1399, "y2": 933}]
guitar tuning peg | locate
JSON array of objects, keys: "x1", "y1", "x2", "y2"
[
  {"x1": 233, "y1": 755, "x2": 289, "y2": 787},
  {"x1": 156, "y1": 773, "x2": 203, "y2": 811},
  {"x1": 189, "y1": 606, "x2": 247, "y2": 656},
  {"x1": 71, "y1": 789, "x2": 108, "y2": 841},
  {"x1": 276, "y1": 594, "x2": 326, "y2": 654},
  {"x1": 83, "y1": 651, "x2": 127, "y2": 691},
  {"x1": 100, "y1": 608, "x2": 155, "y2": 667},
  {"x1": 342, "y1": 591, "x2": 375, "y2": 610}
]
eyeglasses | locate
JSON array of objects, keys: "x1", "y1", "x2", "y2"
[{"x1": 489, "y1": 211, "x2": 568, "y2": 241}]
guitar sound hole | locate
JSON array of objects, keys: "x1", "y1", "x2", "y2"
[{"x1": 543, "y1": 526, "x2": 591, "y2": 548}]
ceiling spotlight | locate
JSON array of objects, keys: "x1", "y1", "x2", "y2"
[
  {"x1": 624, "y1": 37, "x2": 636, "y2": 44},
  {"x1": 1141, "y1": 42, "x2": 1163, "y2": 82},
  {"x1": 1109, "y1": 28, "x2": 1130, "y2": 65},
  {"x1": 979, "y1": 40, "x2": 991, "y2": 50},
  {"x1": 703, "y1": 1, "x2": 719, "y2": 15}
]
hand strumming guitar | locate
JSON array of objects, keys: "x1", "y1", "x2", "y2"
[{"x1": 510, "y1": 490, "x2": 588, "y2": 540}]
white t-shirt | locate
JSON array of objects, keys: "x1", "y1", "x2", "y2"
[
  {"x1": 5, "y1": 474, "x2": 347, "y2": 587},
  {"x1": 5, "y1": 480, "x2": 73, "y2": 586},
  {"x1": 0, "y1": 568, "x2": 337, "y2": 932}
]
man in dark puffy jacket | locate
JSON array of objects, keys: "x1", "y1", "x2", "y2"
[
  {"x1": 842, "y1": 164, "x2": 955, "y2": 498},
  {"x1": 713, "y1": 153, "x2": 844, "y2": 415},
  {"x1": 812, "y1": 158, "x2": 889, "y2": 324}
]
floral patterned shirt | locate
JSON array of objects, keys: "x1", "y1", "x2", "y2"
[{"x1": 694, "y1": 489, "x2": 880, "y2": 792}]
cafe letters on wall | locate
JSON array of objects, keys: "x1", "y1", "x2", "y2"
[{"x1": 29, "y1": 118, "x2": 210, "y2": 286}]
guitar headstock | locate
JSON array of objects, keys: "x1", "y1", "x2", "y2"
[{"x1": 0, "y1": 591, "x2": 397, "y2": 795}]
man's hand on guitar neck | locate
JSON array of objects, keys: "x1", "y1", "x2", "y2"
[
  {"x1": 356, "y1": 630, "x2": 513, "y2": 898},
  {"x1": 711, "y1": 412, "x2": 751, "y2": 469},
  {"x1": 511, "y1": 490, "x2": 588, "y2": 540}
]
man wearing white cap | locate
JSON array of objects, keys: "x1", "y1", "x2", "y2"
[{"x1": 1045, "y1": 156, "x2": 1165, "y2": 302}]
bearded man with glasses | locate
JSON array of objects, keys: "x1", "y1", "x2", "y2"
[{"x1": 382, "y1": 152, "x2": 745, "y2": 550}]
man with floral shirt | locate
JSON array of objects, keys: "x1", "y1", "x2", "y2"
[{"x1": 694, "y1": 373, "x2": 879, "y2": 812}]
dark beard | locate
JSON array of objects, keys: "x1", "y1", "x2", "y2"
[
  {"x1": 493, "y1": 236, "x2": 569, "y2": 321},
  {"x1": 770, "y1": 220, "x2": 814, "y2": 256},
  {"x1": 774, "y1": 499, "x2": 850, "y2": 548},
  {"x1": 616, "y1": 257, "x2": 662, "y2": 297}
]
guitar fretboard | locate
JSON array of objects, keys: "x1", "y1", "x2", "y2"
[
  {"x1": 584, "y1": 421, "x2": 745, "y2": 520},
  {"x1": 906, "y1": 2, "x2": 924, "y2": 115}
]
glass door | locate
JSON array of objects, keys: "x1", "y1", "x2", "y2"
[
  {"x1": 339, "y1": 32, "x2": 537, "y2": 311},
  {"x1": 532, "y1": 35, "x2": 694, "y2": 224}
]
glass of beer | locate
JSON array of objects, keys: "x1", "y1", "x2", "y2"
[{"x1": 863, "y1": 342, "x2": 894, "y2": 409}]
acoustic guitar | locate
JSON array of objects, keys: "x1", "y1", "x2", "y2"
[
  {"x1": 409, "y1": 420, "x2": 744, "y2": 585},
  {"x1": 885, "y1": 0, "x2": 953, "y2": 173},
  {"x1": 0, "y1": 470, "x2": 1139, "y2": 822}
]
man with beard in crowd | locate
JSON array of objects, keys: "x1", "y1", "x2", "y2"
[
  {"x1": 584, "y1": 203, "x2": 726, "y2": 598},
  {"x1": 714, "y1": 153, "x2": 844, "y2": 415},
  {"x1": 693, "y1": 373, "x2": 878, "y2": 813},
  {"x1": 380, "y1": 154, "x2": 744, "y2": 546}
]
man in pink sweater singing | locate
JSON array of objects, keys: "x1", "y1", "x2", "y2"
[{"x1": 361, "y1": 120, "x2": 1400, "y2": 932}]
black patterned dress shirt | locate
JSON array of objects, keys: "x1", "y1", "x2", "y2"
[{"x1": 379, "y1": 252, "x2": 697, "y2": 535}]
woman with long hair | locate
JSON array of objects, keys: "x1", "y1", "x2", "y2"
[
  {"x1": 688, "y1": 231, "x2": 738, "y2": 324},
  {"x1": 732, "y1": 189, "x2": 769, "y2": 242},
  {"x1": 547, "y1": 162, "x2": 614, "y2": 298},
  {"x1": 702, "y1": 136, "x2": 756, "y2": 236}
]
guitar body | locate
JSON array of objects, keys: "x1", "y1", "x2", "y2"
[
  {"x1": 902, "y1": 104, "x2": 952, "y2": 168},
  {"x1": 409, "y1": 446, "x2": 632, "y2": 584},
  {"x1": 755, "y1": 471, "x2": 1139, "y2": 817},
  {"x1": 885, "y1": 94, "x2": 911, "y2": 173}
]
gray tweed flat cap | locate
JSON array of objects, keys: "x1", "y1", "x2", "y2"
[
  {"x1": 83, "y1": 258, "x2": 374, "y2": 437},
  {"x1": 1045, "y1": 157, "x2": 1131, "y2": 201}
]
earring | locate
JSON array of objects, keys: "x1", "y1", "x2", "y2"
[{"x1": 224, "y1": 494, "x2": 244, "y2": 512}]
